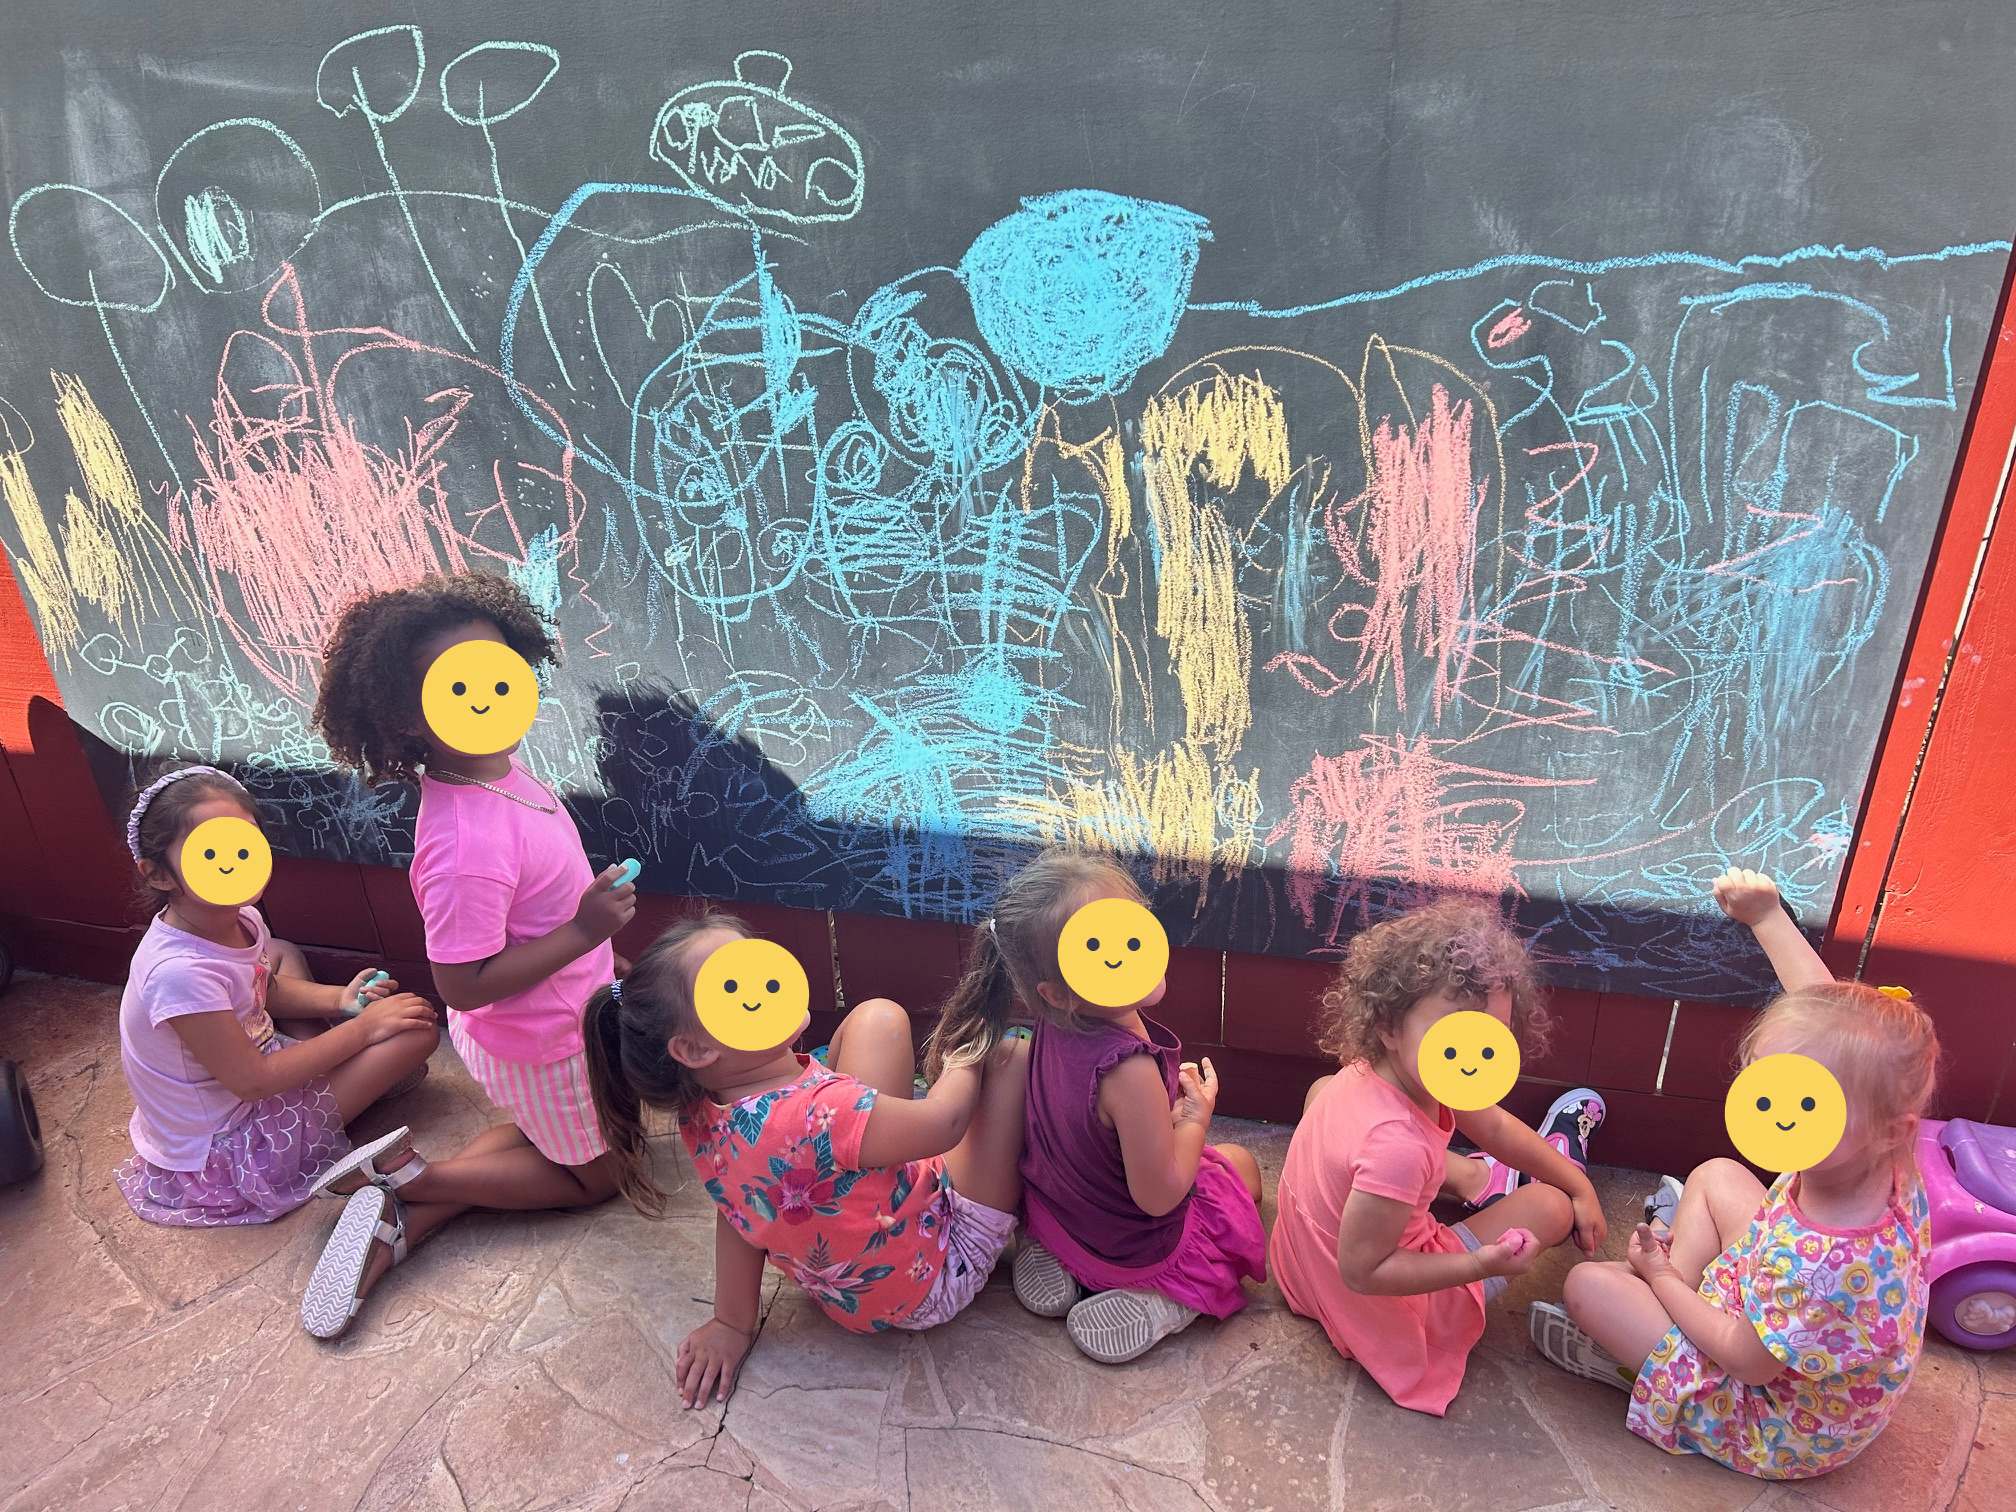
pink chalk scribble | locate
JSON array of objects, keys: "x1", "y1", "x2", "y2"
[
  {"x1": 1327, "y1": 383, "x2": 1485, "y2": 718},
  {"x1": 1486, "y1": 307, "x2": 1532, "y2": 349},
  {"x1": 1268, "y1": 735, "x2": 1541, "y2": 943}
]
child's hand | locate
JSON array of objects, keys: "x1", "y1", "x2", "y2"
[
  {"x1": 1627, "y1": 1222, "x2": 1676, "y2": 1284},
  {"x1": 676, "y1": 1318, "x2": 754, "y2": 1408},
  {"x1": 1569, "y1": 1186, "x2": 1608, "y2": 1258},
  {"x1": 1475, "y1": 1226, "x2": 1541, "y2": 1279},
  {"x1": 573, "y1": 865, "x2": 639, "y2": 944},
  {"x1": 1173, "y1": 1057, "x2": 1219, "y2": 1129},
  {"x1": 343, "y1": 968, "x2": 396, "y2": 1010},
  {"x1": 1712, "y1": 867, "x2": 1782, "y2": 928},
  {"x1": 354, "y1": 992, "x2": 437, "y2": 1045}
]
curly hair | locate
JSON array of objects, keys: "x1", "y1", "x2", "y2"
[
  {"x1": 1316, "y1": 900, "x2": 1549, "y2": 1067},
  {"x1": 312, "y1": 573, "x2": 557, "y2": 785}
]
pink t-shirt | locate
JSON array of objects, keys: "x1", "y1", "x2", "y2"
[
  {"x1": 119, "y1": 909, "x2": 277, "y2": 1170},
  {"x1": 1269, "y1": 1060, "x2": 1486, "y2": 1415},
  {"x1": 411, "y1": 762, "x2": 612, "y2": 1064}
]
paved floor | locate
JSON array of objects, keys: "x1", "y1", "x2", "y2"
[{"x1": 1, "y1": 968, "x2": 2008, "y2": 1511}]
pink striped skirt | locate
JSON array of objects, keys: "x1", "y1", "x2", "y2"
[{"x1": 447, "y1": 1014, "x2": 609, "y2": 1167}]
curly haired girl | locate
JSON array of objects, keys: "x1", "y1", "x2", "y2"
[{"x1": 1270, "y1": 900, "x2": 1607, "y2": 1414}]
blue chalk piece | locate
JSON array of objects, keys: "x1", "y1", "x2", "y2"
[
  {"x1": 348, "y1": 969, "x2": 389, "y2": 1016},
  {"x1": 615, "y1": 858, "x2": 641, "y2": 886},
  {"x1": 958, "y1": 189, "x2": 1210, "y2": 399}
]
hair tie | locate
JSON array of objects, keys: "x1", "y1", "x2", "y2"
[
  {"x1": 609, "y1": 978, "x2": 624, "y2": 1001},
  {"x1": 126, "y1": 765, "x2": 229, "y2": 861},
  {"x1": 986, "y1": 918, "x2": 997, "y2": 934},
  {"x1": 1876, "y1": 985, "x2": 1913, "y2": 1001}
]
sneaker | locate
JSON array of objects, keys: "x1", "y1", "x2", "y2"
[
  {"x1": 376, "y1": 1062, "x2": 428, "y2": 1103},
  {"x1": 1642, "y1": 1174, "x2": 1684, "y2": 1236},
  {"x1": 1536, "y1": 1087, "x2": 1606, "y2": 1171},
  {"x1": 1065, "y1": 1288, "x2": 1199, "y2": 1363},
  {"x1": 1462, "y1": 1151, "x2": 1522, "y2": 1211},
  {"x1": 1529, "y1": 1301, "x2": 1635, "y2": 1392},
  {"x1": 1012, "y1": 1240, "x2": 1083, "y2": 1317}
]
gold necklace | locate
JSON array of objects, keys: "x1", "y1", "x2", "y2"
[{"x1": 425, "y1": 767, "x2": 558, "y2": 814}]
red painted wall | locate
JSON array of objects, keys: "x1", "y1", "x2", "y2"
[{"x1": 7, "y1": 261, "x2": 2015, "y2": 1161}]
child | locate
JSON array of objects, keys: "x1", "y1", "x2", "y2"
[
  {"x1": 301, "y1": 573, "x2": 637, "y2": 1339},
  {"x1": 1270, "y1": 901, "x2": 1608, "y2": 1415},
  {"x1": 115, "y1": 764, "x2": 439, "y2": 1227},
  {"x1": 1533, "y1": 868, "x2": 1938, "y2": 1481},
  {"x1": 930, "y1": 849, "x2": 1267, "y2": 1364},
  {"x1": 581, "y1": 912, "x2": 1029, "y2": 1406}
]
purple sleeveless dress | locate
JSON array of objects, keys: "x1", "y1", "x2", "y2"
[{"x1": 1019, "y1": 1013, "x2": 1266, "y2": 1316}]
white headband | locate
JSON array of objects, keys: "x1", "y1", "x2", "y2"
[{"x1": 126, "y1": 766, "x2": 230, "y2": 860}]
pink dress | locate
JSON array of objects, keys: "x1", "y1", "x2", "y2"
[
  {"x1": 1019, "y1": 1014, "x2": 1266, "y2": 1317},
  {"x1": 1270, "y1": 1061, "x2": 1485, "y2": 1414},
  {"x1": 412, "y1": 761, "x2": 613, "y2": 1165}
]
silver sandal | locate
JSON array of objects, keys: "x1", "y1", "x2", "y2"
[
  {"x1": 309, "y1": 1127, "x2": 427, "y2": 1200},
  {"x1": 302, "y1": 1186, "x2": 407, "y2": 1339}
]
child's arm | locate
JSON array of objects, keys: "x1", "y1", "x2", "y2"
[
  {"x1": 1099, "y1": 1054, "x2": 1214, "y2": 1218},
  {"x1": 1627, "y1": 1224, "x2": 1784, "y2": 1385},
  {"x1": 169, "y1": 993, "x2": 437, "y2": 1102},
  {"x1": 1714, "y1": 868, "x2": 1831, "y2": 993},
  {"x1": 1454, "y1": 1103, "x2": 1607, "y2": 1256},
  {"x1": 1335, "y1": 1188, "x2": 1537, "y2": 1295},
  {"x1": 676, "y1": 1212, "x2": 767, "y2": 1408},
  {"x1": 854, "y1": 1064, "x2": 983, "y2": 1166},
  {"x1": 266, "y1": 965, "x2": 394, "y2": 1019},
  {"x1": 431, "y1": 865, "x2": 636, "y2": 1011}
]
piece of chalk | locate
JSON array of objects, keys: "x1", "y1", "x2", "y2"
[
  {"x1": 614, "y1": 858, "x2": 641, "y2": 886},
  {"x1": 348, "y1": 969, "x2": 389, "y2": 1015}
]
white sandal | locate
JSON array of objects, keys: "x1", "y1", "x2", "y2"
[
  {"x1": 302, "y1": 1186, "x2": 407, "y2": 1339},
  {"x1": 309, "y1": 1127, "x2": 427, "y2": 1200}
]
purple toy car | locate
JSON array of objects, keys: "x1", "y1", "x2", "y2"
[{"x1": 1921, "y1": 1118, "x2": 2016, "y2": 1349}]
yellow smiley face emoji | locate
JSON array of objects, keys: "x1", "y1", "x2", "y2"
[
  {"x1": 694, "y1": 938, "x2": 812, "y2": 1051},
  {"x1": 178, "y1": 816, "x2": 273, "y2": 906},
  {"x1": 1417, "y1": 1009, "x2": 1521, "y2": 1111},
  {"x1": 1724, "y1": 1053, "x2": 1846, "y2": 1172},
  {"x1": 1057, "y1": 897, "x2": 1169, "y2": 1008},
  {"x1": 420, "y1": 640, "x2": 540, "y2": 756}
]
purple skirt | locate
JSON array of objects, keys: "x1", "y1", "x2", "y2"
[{"x1": 115, "y1": 1037, "x2": 350, "y2": 1227}]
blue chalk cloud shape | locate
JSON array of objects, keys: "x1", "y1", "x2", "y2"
[{"x1": 957, "y1": 190, "x2": 1211, "y2": 400}]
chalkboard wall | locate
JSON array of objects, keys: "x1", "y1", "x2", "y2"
[{"x1": 3, "y1": 1, "x2": 2012, "y2": 1001}]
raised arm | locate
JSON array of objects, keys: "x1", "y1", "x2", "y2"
[{"x1": 1713, "y1": 868, "x2": 1832, "y2": 993}]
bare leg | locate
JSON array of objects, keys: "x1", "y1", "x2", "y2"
[
  {"x1": 1212, "y1": 1142, "x2": 1262, "y2": 1203},
  {"x1": 1302, "y1": 1073, "x2": 1335, "y2": 1115},
  {"x1": 325, "y1": 1023, "x2": 440, "y2": 1122},
  {"x1": 1562, "y1": 1260, "x2": 1675, "y2": 1373},
  {"x1": 829, "y1": 997, "x2": 917, "y2": 1100},
  {"x1": 941, "y1": 1034, "x2": 1029, "y2": 1212},
  {"x1": 1666, "y1": 1158, "x2": 1767, "y2": 1289},
  {"x1": 1459, "y1": 1179, "x2": 1573, "y2": 1248}
]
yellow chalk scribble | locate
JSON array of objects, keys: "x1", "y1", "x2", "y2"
[
  {"x1": 0, "y1": 397, "x2": 82, "y2": 654},
  {"x1": 1139, "y1": 370, "x2": 1290, "y2": 758},
  {"x1": 50, "y1": 371, "x2": 203, "y2": 643}
]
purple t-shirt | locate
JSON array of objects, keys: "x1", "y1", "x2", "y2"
[
  {"x1": 1019, "y1": 1013, "x2": 1190, "y2": 1268},
  {"x1": 119, "y1": 909, "x2": 277, "y2": 1170},
  {"x1": 411, "y1": 761, "x2": 612, "y2": 1064}
]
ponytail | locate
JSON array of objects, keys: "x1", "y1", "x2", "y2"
[
  {"x1": 582, "y1": 913, "x2": 745, "y2": 1217},
  {"x1": 925, "y1": 921, "x2": 1015, "y2": 1081}
]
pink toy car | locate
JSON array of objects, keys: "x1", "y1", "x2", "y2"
[{"x1": 1921, "y1": 1118, "x2": 2016, "y2": 1349}]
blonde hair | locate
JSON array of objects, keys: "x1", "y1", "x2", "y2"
[
  {"x1": 925, "y1": 849, "x2": 1147, "y2": 1079},
  {"x1": 1739, "y1": 982, "x2": 1939, "y2": 1164},
  {"x1": 1317, "y1": 900, "x2": 1550, "y2": 1067}
]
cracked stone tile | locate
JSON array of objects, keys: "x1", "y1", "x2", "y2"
[
  {"x1": 1977, "y1": 1342, "x2": 2016, "y2": 1399},
  {"x1": 396, "y1": 1455, "x2": 473, "y2": 1512},
  {"x1": 738, "y1": 1286, "x2": 908, "y2": 1397},
  {"x1": 707, "y1": 1429, "x2": 758, "y2": 1478},
  {"x1": 620, "y1": 1462, "x2": 757, "y2": 1511},
  {"x1": 1082, "y1": 1402, "x2": 1208, "y2": 1483},
  {"x1": 1194, "y1": 1329, "x2": 1349, "y2": 1510},
  {"x1": 889, "y1": 1339, "x2": 954, "y2": 1428},
  {"x1": 1955, "y1": 1390, "x2": 2016, "y2": 1512},
  {"x1": 440, "y1": 1356, "x2": 657, "y2": 1511},
  {"x1": 904, "y1": 1426, "x2": 1211, "y2": 1509},
  {"x1": 537, "y1": 1314, "x2": 716, "y2": 1452},
  {"x1": 1334, "y1": 1355, "x2": 1582, "y2": 1510},
  {"x1": 725, "y1": 1385, "x2": 903, "y2": 1507}
]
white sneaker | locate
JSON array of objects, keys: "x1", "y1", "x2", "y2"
[
  {"x1": 1643, "y1": 1175, "x2": 1684, "y2": 1236},
  {"x1": 1529, "y1": 1302, "x2": 1635, "y2": 1392},
  {"x1": 1066, "y1": 1288, "x2": 1198, "y2": 1363},
  {"x1": 1012, "y1": 1240, "x2": 1083, "y2": 1317}
]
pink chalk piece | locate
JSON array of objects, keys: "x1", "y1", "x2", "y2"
[{"x1": 1502, "y1": 1227, "x2": 1536, "y2": 1259}]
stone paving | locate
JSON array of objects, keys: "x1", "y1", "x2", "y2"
[{"x1": 2, "y1": 967, "x2": 2008, "y2": 1511}]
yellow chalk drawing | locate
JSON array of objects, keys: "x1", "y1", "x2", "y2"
[
  {"x1": 0, "y1": 397, "x2": 81, "y2": 654},
  {"x1": 49, "y1": 371, "x2": 204, "y2": 644},
  {"x1": 1139, "y1": 369, "x2": 1290, "y2": 758}
]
